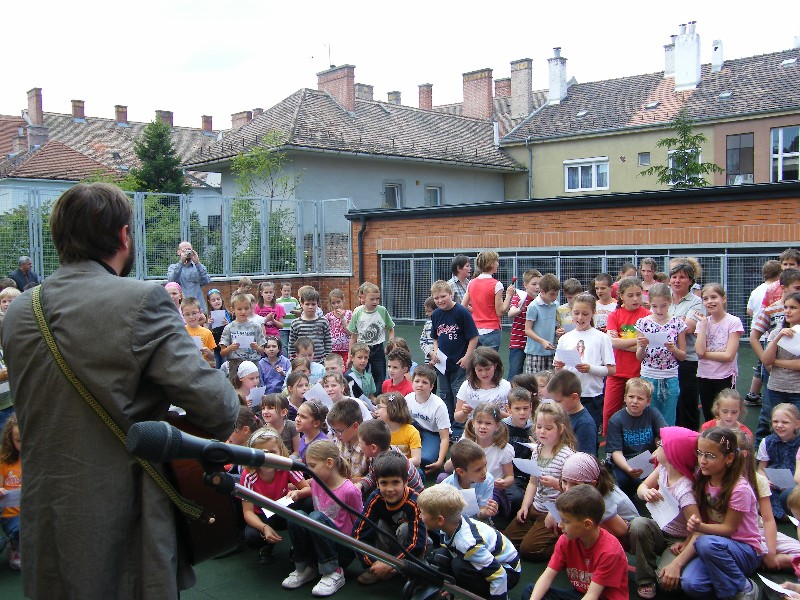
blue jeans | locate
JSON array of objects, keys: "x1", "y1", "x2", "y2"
[
  {"x1": 437, "y1": 367, "x2": 467, "y2": 437},
  {"x1": 279, "y1": 329, "x2": 290, "y2": 357},
  {"x1": 581, "y1": 394, "x2": 603, "y2": 438},
  {"x1": 507, "y1": 348, "x2": 525, "y2": 380},
  {"x1": 0, "y1": 406, "x2": 14, "y2": 432},
  {"x1": 415, "y1": 424, "x2": 444, "y2": 469},
  {"x1": 288, "y1": 510, "x2": 354, "y2": 575},
  {"x1": 755, "y1": 365, "x2": 773, "y2": 447},
  {"x1": 368, "y1": 343, "x2": 386, "y2": 390},
  {"x1": 613, "y1": 464, "x2": 644, "y2": 500},
  {"x1": 682, "y1": 535, "x2": 761, "y2": 598},
  {"x1": 477, "y1": 329, "x2": 501, "y2": 353},
  {"x1": 0, "y1": 515, "x2": 20, "y2": 551},
  {"x1": 644, "y1": 376, "x2": 680, "y2": 426}
]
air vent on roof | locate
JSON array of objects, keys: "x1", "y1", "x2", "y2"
[
  {"x1": 576, "y1": 110, "x2": 588, "y2": 118},
  {"x1": 719, "y1": 91, "x2": 732, "y2": 99},
  {"x1": 645, "y1": 101, "x2": 660, "y2": 110},
  {"x1": 781, "y1": 57, "x2": 798, "y2": 66}
]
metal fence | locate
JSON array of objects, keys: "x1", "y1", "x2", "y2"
[
  {"x1": 381, "y1": 249, "x2": 782, "y2": 333},
  {"x1": 0, "y1": 186, "x2": 352, "y2": 280}
]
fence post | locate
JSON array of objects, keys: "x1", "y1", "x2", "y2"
[
  {"x1": 27, "y1": 189, "x2": 43, "y2": 278},
  {"x1": 222, "y1": 197, "x2": 232, "y2": 276},
  {"x1": 133, "y1": 192, "x2": 146, "y2": 279},
  {"x1": 317, "y1": 200, "x2": 325, "y2": 275},
  {"x1": 180, "y1": 194, "x2": 191, "y2": 243},
  {"x1": 261, "y1": 197, "x2": 270, "y2": 275},
  {"x1": 295, "y1": 201, "x2": 304, "y2": 274}
]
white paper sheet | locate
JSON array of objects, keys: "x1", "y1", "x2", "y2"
[
  {"x1": 789, "y1": 515, "x2": 799, "y2": 527},
  {"x1": 304, "y1": 382, "x2": 333, "y2": 408},
  {"x1": 765, "y1": 467, "x2": 796, "y2": 490},
  {"x1": 0, "y1": 488, "x2": 20, "y2": 509},
  {"x1": 777, "y1": 326, "x2": 800, "y2": 356},
  {"x1": 543, "y1": 500, "x2": 561, "y2": 524},
  {"x1": 434, "y1": 348, "x2": 448, "y2": 375},
  {"x1": 556, "y1": 348, "x2": 582, "y2": 368},
  {"x1": 637, "y1": 329, "x2": 669, "y2": 347},
  {"x1": 757, "y1": 574, "x2": 800, "y2": 598},
  {"x1": 512, "y1": 458, "x2": 542, "y2": 478},
  {"x1": 247, "y1": 386, "x2": 266, "y2": 407},
  {"x1": 210, "y1": 310, "x2": 228, "y2": 327},
  {"x1": 260, "y1": 495, "x2": 295, "y2": 520},
  {"x1": 233, "y1": 334, "x2": 254, "y2": 348},
  {"x1": 191, "y1": 336, "x2": 203, "y2": 349},
  {"x1": 626, "y1": 450, "x2": 655, "y2": 478},
  {"x1": 460, "y1": 488, "x2": 479, "y2": 517},
  {"x1": 646, "y1": 485, "x2": 681, "y2": 529}
]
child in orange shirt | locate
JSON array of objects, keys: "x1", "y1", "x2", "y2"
[{"x1": 0, "y1": 414, "x2": 21, "y2": 570}]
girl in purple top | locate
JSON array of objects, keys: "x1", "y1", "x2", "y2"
[
  {"x1": 258, "y1": 336, "x2": 291, "y2": 393},
  {"x1": 293, "y1": 400, "x2": 329, "y2": 462}
]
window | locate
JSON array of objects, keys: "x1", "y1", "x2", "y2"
[
  {"x1": 424, "y1": 186, "x2": 442, "y2": 207},
  {"x1": 771, "y1": 126, "x2": 799, "y2": 182},
  {"x1": 383, "y1": 183, "x2": 403, "y2": 208},
  {"x1": 638, "y1": 152, "x2": 651, "y2": 167},
  {"x1": 667, "y1": 149, "x2": 701, "y2": 185},
  {"x1": 564, "y1": 157, "x2": 609, "y2": 192},
  {"x1": 726, "y1": 133, "x2": 754, "y2": 185}
]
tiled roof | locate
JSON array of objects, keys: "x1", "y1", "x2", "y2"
[
  {"x1": 503, "y1": 48, "x2": 800, "y2": 143},
  {"x1": 0, "y1": 140, "x2": 117, "y2": 180},
  {"x1": 185, "y1": 89, "x2": 524, "y2": 171},
  {"x1": 0, "y1": 116, "x2": 26, "y2": 157},
  {"x1": 0, "y1": 112, "x2": 220, "y2": 186},
  {"x1": 433, "y1": 92, "x2": 548, "y2": 137}
]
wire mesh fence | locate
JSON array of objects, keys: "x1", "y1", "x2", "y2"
[
  {"x1": 381, "y1": 249, "x2": 780, "y2": 333},
  {"x1": 0, "y1": 186, "x2": 352, "y2": 281}
]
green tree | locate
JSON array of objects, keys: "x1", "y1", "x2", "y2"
[
  {"x1": 640, "y1": 108, "x2": 724, "y2": 188},
  {"x1": 80, "y1": 170, "x2": 141, "y2": 191},
  {"x1": 131, "y1": 120, "x2": 190, "y2": 195},
  {"x1": 230, "y1": 130, "x2": 300, "y2": 198}
]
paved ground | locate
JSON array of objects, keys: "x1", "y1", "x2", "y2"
[{"x1": 0, "y1": 331, "x2": 794, "y2": 599}]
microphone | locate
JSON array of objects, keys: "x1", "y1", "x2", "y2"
[{"x1": 126, "y1": 421, "x2": 307, "y2": 471}]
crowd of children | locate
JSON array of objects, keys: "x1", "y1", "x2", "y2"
[{"x1": 6, "y1": 249, "x2": 800, "y2": 600}]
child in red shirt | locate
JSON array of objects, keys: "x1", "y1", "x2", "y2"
[{"x1": 382, "y1": 348, "x2": 413, "y2": 396}]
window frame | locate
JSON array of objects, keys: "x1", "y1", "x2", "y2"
[
  {"x1": 726, "y1": 132, "x2": 754, "y2": 185},
  {"x1": 424, "y1": 185, "x2": 443, "y2": 207},
  {"x1": 382, "y1": 182, "x2": 404, "y2": 209},
  {"x1": 667, "y1": 148, "x2": 702, "y2": 186},
  {"x1": 771, "y1": 126, "x2": 800, "y2": 183},
  {"x1": 563, "y1": 156, "x2": 610, "y2": 192},
  {"x1": 638, "y1": 152, "x2": 651, "y2": 167}
]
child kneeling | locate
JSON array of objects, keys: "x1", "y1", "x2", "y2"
[
  {"x1": 526, "y1": 485, "x2": 628, "y2": 600},
  {"x1": 418, "y1": 484, "x2": 520, "y2": 600}
]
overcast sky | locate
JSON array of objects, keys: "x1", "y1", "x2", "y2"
[{"x1": 3, "y1": 1, "x2": 798, "y2": 128}]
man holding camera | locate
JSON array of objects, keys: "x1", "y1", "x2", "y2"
[{"x1": 167, "y1": 241, "x2": 210, "y2": 312}]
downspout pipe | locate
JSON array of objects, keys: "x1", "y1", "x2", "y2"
[
  {"x1": 525, "y1": 135, "x2": 533, "y2": 199},
  {"x1": 357, "y1": 216, "x2": 367, "y2": 284}
]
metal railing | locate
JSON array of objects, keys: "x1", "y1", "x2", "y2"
[{"x1": 0, "y1": 186, "x2": 352, "y2": 280}]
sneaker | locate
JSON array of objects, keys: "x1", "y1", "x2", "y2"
[
  {"x1": 357, "y1": 569, "x2": 382, "y2": 585},
  {"x1": 8, "y1": 549, "x2": 20, "y2": 570},
  {"x1": 312, "y1": 568, "x2": 345, "y2": 596},
  {"x1": 744, "y1": 393, "x2": 762, "y2": 406},
  {"x1": 733, "y1": 578, "x2": 760, "y2": 600},
  {"x1": 282, "y1": 565, "x2": 317, "y2": 589},
  {"x1": 259, "y1": 543, "x2": 274, "y2": 565}
]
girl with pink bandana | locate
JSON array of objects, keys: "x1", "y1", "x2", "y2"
[{"x1": 628, "y1": 426, "x2": 701, "y2": 599}]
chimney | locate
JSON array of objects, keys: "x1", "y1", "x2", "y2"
[
  {"x1": 355, "y1": 83, "x2": 374, "y2": 101},
  {"x1": 664, "y1": 35, "x2": 677, "y2": 78},
  {"x1": 674, "y1": 21, "x2": 701, "y2": 91},
  {"x1": 510, "y1": 58, "x2": 533, "y2": 118},
  {"x1": 494, "y1": 78, "x2": 511, "y2": 98},
  {"x1": 202, "y1": 115, "x2": 213, "y2": 133},
  {"x1": 317, "y1": 64, "x2": 356, "y2": 112},
  {"x1": 252, "y1": 108, "x2": 263, "y2": 118},
  {"x1": 71, "y1": 100, "x2": 85, "y2": 121},
  {"x1": 27, "y1": 88, "x2": 43, "y2": 126},
  {"x1": 418, "y1": 84, "x2": 432, "y2": 110},
  {"x1": 115, "y1": 105, "x2": 128, "y2": 126},
  {"x1": 712, "y1": 39, "x2": 724, "y2": 72},
  {"x1": 12, "y1": 131, "x2": 26, "y2": 154},
  {"x1": 387, "y1": 91, "x2": 401, "y2": 105},
  {"x1": 231, "y1": 110, "x2": 252, "y2": 129},
  {"x1": 462, "y1": 68, "x2": 493, "y2": 119},
  {"x1": 547, "y1": 48, "x2": 568, "y2": 105},
  {"x1": 156, "y1": 110, "x2": 173, "y2": 127}
]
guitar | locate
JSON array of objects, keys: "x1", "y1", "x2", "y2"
[{"x1": 165, "y1": 411, "x2": 241, "y2": 564}]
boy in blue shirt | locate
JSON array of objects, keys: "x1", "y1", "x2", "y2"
[
  {"x1": 524, "y1": 273, "x2": 561, "y2": 373},
  {"x1": 547, "y1": 370, "x2": 597, "y2": 455},
  {"x1": 440, "y1": 439, "x2": 498, "y2": 521}
]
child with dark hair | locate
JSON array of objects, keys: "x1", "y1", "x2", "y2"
[
  {"x1": 357, "y1": 420, "x2": 424, "y2": 496},
  {"x1": 440, "y1": 439, "x2": 498, "y2": 520},
  {"x1": 523, "y1": 273, "x2": 561, "y2": 373},
  {"x1": 351, "y1": 452, "x2": 427, "y2": 586},
  {"x1": 0, "y1": 414, "x2": 21, "y2": 569},
  {"x1": 547, "y1": 370, "x2": 597, "y2": 455},
  {"x1": 504, "y1": 388, "x2": 534, "y2": 513},
  {"x1": 327, "y1": 398, "x2": 369, "y2": 482},
  {"x1": 382, "y1": 348, "x2": 413, "y2": 395}
]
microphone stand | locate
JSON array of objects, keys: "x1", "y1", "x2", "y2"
[{"x1": 202, "y1": 469, "x2": 487, "y2": 600}]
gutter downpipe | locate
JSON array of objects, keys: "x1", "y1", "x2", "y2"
[
  {"x1": 525, "y1": 136, "x2": 533, "y2": 199},
  {"x1": 357, "y1": 216, "x2": 367, "y2": 284}
]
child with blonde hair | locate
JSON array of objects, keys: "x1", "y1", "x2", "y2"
[
  {"x1": 757, "y1": 403, "x2": 800, "y2": 520},
  {"x1": 376, "y1": 392, "x2": 421, "y2": 467},
  {"x1": 701, "y1": 389, "x2": 752, "y2": 438},
  {"x1": 324, "y1": 289, "x2": 352, "y2": 363},
  {"x1": 461, "y1": 250, "x2": 515, "y2": 353}
]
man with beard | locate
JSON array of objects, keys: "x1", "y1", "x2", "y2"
[{"x1": 1, "y1": 183, "x2": 239, "y2": 599}]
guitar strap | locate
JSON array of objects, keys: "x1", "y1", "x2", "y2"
[{"x1": 31, "y1": 285, "x2": 210, "y2": 523}]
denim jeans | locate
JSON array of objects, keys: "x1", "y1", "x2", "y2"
[
  {"x1": 681, "y1": 535, "x2": 761, "y2": 598},
  {"x1": 507, "y1": 347, "x2": 525, "y2": 380},
  {"x1": 437, "y1": 367, "x2": 467, "y2": 437},
  {"x1": 288, "y1": 510, "x2": 354, "y2": 575},
  {"x1": 477, "y1": 329, "x2": 501, "y2": 353},
  {"x1": 368, "y1": 343, "x2": 387, "y2": 390},
  {"x1": 279, "y1": 329, "x2": 290, "y2": 357},
  {"x1": 643, "y1": 376, "x2": 680, "y2": 426},
  {"x1": 415, "y1": 424, "x2": 444, "y2": 469}
]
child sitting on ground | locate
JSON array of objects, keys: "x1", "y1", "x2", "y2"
[
  {"x1": 327, "y1": 399, "x2": 369, "y2": 483},
  {"x1": 382, "y1": 348, "x2": 413, "y2": 395},
  {"x1": 376, "y1": 392, "x2": 421, "y2": 467},
  {"x1": 345, "y1": 342, "x2": 377, "y2": 407},
  {"x1": 700, "y1": 388, "x2": 753, "y2": 438},
  {"x1": 356, "y1": 420, "x2": 424, "y2": 497},
  {"x1": 418, "y1": 484, "x2": 521, "y2": 600},
  {"x1": 352, "y1": 452, "x2": 428, "y2": 586},
  {"x1": 406, "y1": 365, "x2": 451, "y2": 475},
  {"x1": 441, "y1": 439, "x2": 498, "y2": 521},
  {"x1": 525, "y1": 485, "x2": 629, "y2": 600},
  {"x1": 503, "y1": 388, "x2": 534, "y2": 514}
]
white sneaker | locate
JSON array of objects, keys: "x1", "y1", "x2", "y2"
[
  {"x1": 312, "y1": 568, "x2": 345, "y2": 596},
  {"x1": 282, "y1": 565, "x2": 317, "y2": 589}
]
